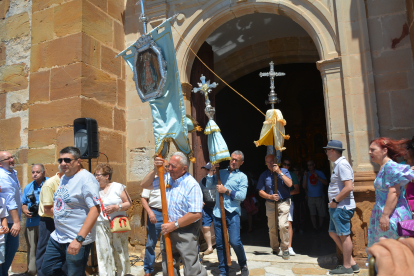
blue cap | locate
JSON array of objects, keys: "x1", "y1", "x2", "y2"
[
  {"x1": 201, "y1": 162, "x2": 212, "y2": 170},
  {"x1": 323, "y1": 140, "x2": 345, "y2": 151}
]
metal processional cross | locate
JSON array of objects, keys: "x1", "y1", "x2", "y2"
[
  {"x1": 259, "y1": 61, "x2": 285, "y2": 109},
  {"x1": 192, "y1": 74, "x2": 218, "y2": 120}
]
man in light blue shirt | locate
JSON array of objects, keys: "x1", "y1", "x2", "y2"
[
  {"x1": 141, "y1": 152, "x2": 206, "y2": 276},
  {"x1": 0, "y1": 151, "x2": 21, "y2": 276},
  {"x1": 21, "y1": 164, "x2": 48, "y2": 275},
  {"x1": 209, "y1": 150, "x2": 249, "y2": 276}
]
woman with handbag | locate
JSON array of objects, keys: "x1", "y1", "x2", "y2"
[
  {"x1": 94, "y1": 163, "x2": 132, "y2": 276},
  {"x1": 367, "y1": 137, "x2": 414, "y2": 249}
]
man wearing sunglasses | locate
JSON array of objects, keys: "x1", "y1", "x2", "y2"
[
  {"x1": 0, "y1": 151, "x2": 21, "y2": 276},
  {"x1": 41, "y1": 147, "x2": 100, "y2": 276}
]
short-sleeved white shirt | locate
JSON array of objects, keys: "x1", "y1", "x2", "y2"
[
  {"x1": 98, "y1": 182, "x2": 127, "y2": 222},
  {"x1": 51, "y1": 169, "x2": 100, "y2": 245},
  {"x1": 0, "y1": 197, "x2": 9, "y2": 243},
  {"x1": 141, "y1": 189, "x2": 162, "y2": 209},
  {"x1": 328, "y1": 156, "x2": 356, "y2": 209},
  {"x1": 141, "y1": 174, "x2": 168, "y2": 210}
]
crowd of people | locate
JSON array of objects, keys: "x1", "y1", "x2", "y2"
[
  {"x1": 1, "y1": 136, "x2": 414, "y2": 276},
  {"x1": 0, "y1": 147, "x2": 132, "y2": 276}
]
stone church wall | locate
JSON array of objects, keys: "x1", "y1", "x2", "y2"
[{"x1": 366, "y1": 0, "x2": 414, "y2": 140}]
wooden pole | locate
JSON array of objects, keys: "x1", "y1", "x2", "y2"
[
  {"x1": 216, "y1": 169, "x2": 232, "y2": 267},
  {"x1": 157, "y1": 154, "x2": 174, "y2": 276},
  {"x1": 274, "y1": 150, "x2": 279, "y2": 245}
]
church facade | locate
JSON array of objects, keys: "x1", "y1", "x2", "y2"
[{"x1": 1, "y1": 0, "x2": 414, "y2": 267}]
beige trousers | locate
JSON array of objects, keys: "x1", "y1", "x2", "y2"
[
  {"x1": 24, "y1": 226, "x2": 39, "y2": 275},
  {"x1": 265, "y1": 199, "x2": 291, "y2": 252},
  {"x1": 95, "y1": 221, "x2": 131, "y2": 276}
]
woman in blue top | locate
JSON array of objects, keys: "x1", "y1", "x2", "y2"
[{"x1": 367, "y1": 137, "x2": 414, "y2": 249}]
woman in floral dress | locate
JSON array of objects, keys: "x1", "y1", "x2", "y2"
[{"x1": 367, "y1": 137, "x2": 414, "y2": 248}]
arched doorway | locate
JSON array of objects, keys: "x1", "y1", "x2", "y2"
[
  {"x1": 178, "y1": 0, "x2": 348, "y2": 167},
  {"x1": 186, "y1": 8, "x2": 338, "y2": 257}
]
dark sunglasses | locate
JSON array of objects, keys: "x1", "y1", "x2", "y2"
[
  {"x1": 58, "y1": 158, "x2": 75, "y2": 164},
  {"x1": 283, "y1": 163, "x2": 291, "y2": 166}
]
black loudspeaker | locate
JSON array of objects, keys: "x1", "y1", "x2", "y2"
[{"x1": 74, "y1": 118, "x2": 99, "y2": 159}]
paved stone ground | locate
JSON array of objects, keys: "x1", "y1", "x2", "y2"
[
  {"x1": 124, "y1": 245, "x2": 368, "y2": 276},
  {"x1": 9, "y1": 247, "x2": 368, "y2": 276},
  {"x1": 10, "y1": 218, "x2": 369, "y2": 275}
]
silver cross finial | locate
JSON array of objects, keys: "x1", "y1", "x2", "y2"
[
  {"x1": 192, "y1": 74, "x2": 218, "y2": 120},
  {"x1": 259, "y1": 61, "x2": 285, "y2": 109}
]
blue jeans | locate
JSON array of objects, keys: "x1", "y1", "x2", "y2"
[
  {"x1": 41, "y1": 237, "x2": 92, "y2": 276},
  {"x1": 329, "y1": 208, "x2": 355, "y2": 236},
  {"x1": 36, "y1": 218, "x2": 67, "y2": 276},
  {"x1": 0, "y1": 223, "x2": 19, "y2": 276},
  {"x1": 214, "y1": 211, "x2": 247, "y2": 276},
  {"x1": 144, "y1": 208, "x2": 163, "y2": 274}
]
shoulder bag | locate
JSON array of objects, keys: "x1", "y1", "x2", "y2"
[{"x1": 99, "y1": 195, "x2": 131, "y2": 233}]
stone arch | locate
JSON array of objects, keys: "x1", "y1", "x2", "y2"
[
  {"x1": 214, "y1": 36, "x2": 320, "y2": 91},
  {"x1": 175, "y1": 0, "x2": 339, "y2": 84}
]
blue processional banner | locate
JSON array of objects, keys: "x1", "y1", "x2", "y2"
[{"x1": 118, "y1": 18, "x2": 194, "y2": 161}]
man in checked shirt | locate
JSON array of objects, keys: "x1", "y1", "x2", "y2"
[{"x1": 141, "y1": 151, "x2": 207, "y2": 276}]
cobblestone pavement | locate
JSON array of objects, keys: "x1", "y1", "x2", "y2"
[
  {"x1": 126, "y1": 245, "x2": 368, "y2": 276},
  {"x1": 10, "y1": 221, "x2": 369, "y2": 275},
  {"x1": 9, "y1": 246, "x2": 368, "y2": 276}
]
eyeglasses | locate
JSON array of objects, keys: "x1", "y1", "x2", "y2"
[
  {"x1": 0, "y1": 155, "x2": 15, "y2": 162},
  {"x1": 57, "y1": 158, "x2": 75, "y2": 164},
  {"x1": 94, "y1": 173, "x2": 104, "y2": 177},
  {"x1": 283, "y1": 163, "x2": 290, "y2": 166}
]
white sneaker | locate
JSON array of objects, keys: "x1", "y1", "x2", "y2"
[{"x1": 288, "y1": 247, "x2": 296, "y2": 256}]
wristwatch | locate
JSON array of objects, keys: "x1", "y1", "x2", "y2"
[
  {"x1": 225, "y1": 189, "x2": 230, "y2": 196},
  {"x1": 76, "y1": 235, "x2": 85, "y2": 243},
  {"x1": 332, "y1": 198, "x2": 339, "y2": 204},
  {"x1": 279, "y1": 172, "x2": 284, "y2": 177},
  {"x1": 174, "y1": 221, "x2": 180, "y2": 229},
  {"x1": 118, "y1": 203, "x2": 122, "y2": 211}
]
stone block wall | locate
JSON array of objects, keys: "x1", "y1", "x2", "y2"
[
  {"x1": 28, "y1": 0, "x2": 127, "y2": 185},
  {"x1": 2, "y1": 0, "x2": 127, "y2": 268},
  {"x1": 0, "y1": 0, "x2": 31, "y2": 188},
  {"x1": 366, "y1": 0, "x2": 414, "y2": 139}
]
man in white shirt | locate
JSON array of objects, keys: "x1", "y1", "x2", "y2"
[
  {"x1": 324, "y1": 140, "x2": 359, "y2": 275},
  {"x1": 141, "y1": 160, "x2": 168, "y2": 276},
  {"x1": 41, "y1": 147, "x2": 100, "y2": 276}
]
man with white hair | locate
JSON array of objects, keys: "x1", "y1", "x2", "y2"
[
  {"x1": 141, "y1": 152, "x2": 206, "y2": 276},
  {"x1": 22, "y1": 163, "x2": 48, "y2": 275}
]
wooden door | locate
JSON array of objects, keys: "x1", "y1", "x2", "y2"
[{"x1": 190, "y1": 42, "x2": 215, "y2": 182}]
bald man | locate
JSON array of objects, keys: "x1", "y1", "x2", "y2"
[{"x1": 0, "y1": 151, "x2": 22, "y2": 276}]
